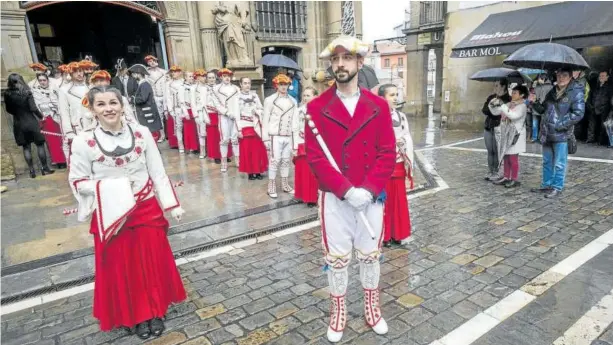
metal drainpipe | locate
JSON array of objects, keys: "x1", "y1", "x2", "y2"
[
  {"x1": 24, "y1": 15, "x2": 38, "y2": 63},
  {"x1": 157, "y1": 20, "x2": 169, "y2": 69}
]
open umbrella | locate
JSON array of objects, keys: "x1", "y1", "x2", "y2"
[
  {"x1": 470, "y1": 67, "x2": 532, "y2": 85},
  {"x1": 503, "y1": 42, "x2": 589, "y2": 71},
  {"x1": 257, "y1": 54, "x2": 301, "y2": 71}
]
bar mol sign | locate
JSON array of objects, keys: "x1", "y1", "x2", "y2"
[{"x1": 456, "y1": 46, "x2": 502, "y2": 58}]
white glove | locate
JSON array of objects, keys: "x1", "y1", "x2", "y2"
[
  {"x1": 264, "y1": 140, "x2": 271, "y2": 151},
  {"x1": 76, "y1": 180, "x2": 96, "y2": 196},
  {"x1": 170, "y1": 207, "x2": 185, "y2": 222},
  {"x1": 344, "y1": 187, "x2": 373, "y2": 211}
]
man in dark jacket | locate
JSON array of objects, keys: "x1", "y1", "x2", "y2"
[
  {"x1": 111, "y1": 58, "x2": 138, "y2": 101},
  {"x1": 587, "y1": 71, "x2": 612, "y2": 145},
  {"x1": 128, "y1": 64, "x2": 163, "y2": 141},
  {"x1": 532, "y1": 68, "x2": 585, "y2": 198},
  {"x1": 482, "y1": 78, "x2": 511, "y2": 181}
]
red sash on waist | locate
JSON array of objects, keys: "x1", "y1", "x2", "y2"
[
  {"x1": 296, "y1": 143, "x2": 306, "y2": 157},
  {"x1": 241, "y1": 127, "x2": 259, "y2": 138}
]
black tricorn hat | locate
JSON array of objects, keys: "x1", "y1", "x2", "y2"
[{"x1": 128, "y1": 64, "x2": 149, "y2": 76}]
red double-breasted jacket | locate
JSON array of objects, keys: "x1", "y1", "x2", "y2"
[{"x1": 305, "y1": 86, "x2": 396, "y2": 200}]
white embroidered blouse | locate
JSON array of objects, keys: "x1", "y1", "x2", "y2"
[{"x1": 69, "y1": 123, "x2": 180, "y2": 227}]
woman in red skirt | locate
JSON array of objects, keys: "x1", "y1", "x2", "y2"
[
  {"x1": 32, "y1": 73, "x2": 67, "y2": 168},
  {"x1": 204, "y1": 71, "x2": 233, "y2": 163},
  {"x1": 69, "y1": 85, "x2": 186, "y2": 340},
  {"x1": 378, "y1": 84, "x2": 414, "y2": 248},
  {"x1": 180, "y1": 71, "x2": 200, "y2": 154},
  {"x1": 292, "y1": 87, "x2": 319, "y2": 207},
  {"x1": 236, "y1": 77, "x2": 268, "y2": 179}
]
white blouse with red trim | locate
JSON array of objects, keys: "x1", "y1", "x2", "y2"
[{"x1": 68, "y1": 122, "x2": 180, "y2": 223}]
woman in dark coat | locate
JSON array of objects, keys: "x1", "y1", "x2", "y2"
[
  {"x1": 3, "y1": 73, "x2": 54, "y2": 178},
  {"x1": 128, "y1": 64, "x2": 163, "y2": 141}
]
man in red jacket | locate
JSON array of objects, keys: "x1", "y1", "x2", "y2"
[{"x1": 305, "y1": 35, "x2": 396, "y2": 343}]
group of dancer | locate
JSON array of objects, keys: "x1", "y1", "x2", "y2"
[{"x1": 8, "y1": 35, "x2": 416, "y2": 342}]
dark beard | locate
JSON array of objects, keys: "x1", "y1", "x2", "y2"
[{"x1": 333, "y1": 69, "x2": 358, "y2": 84}]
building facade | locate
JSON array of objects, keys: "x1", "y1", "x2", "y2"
[
  {"x1": 402, "y1": 1, "x2": 446, "y2": 116},
  {"x1": 440, "y1": 1, "x2": 613, "y2": 127},
  {"x1": 1, "y1": 0, "x2": 363, "y2": 175}
]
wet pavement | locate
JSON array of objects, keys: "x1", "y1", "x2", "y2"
[
  {"x1": 0, "y1": 111, "x2": 460, "y2": 268},
  {"x1": 1, "y1": 144, "x2": 612, "y2": 345}
]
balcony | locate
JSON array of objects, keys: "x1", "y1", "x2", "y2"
[{"x1": 254, "y1": 1, "x2": 308, "y2": 42}]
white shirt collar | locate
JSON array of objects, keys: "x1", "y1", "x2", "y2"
[{"x1": 336, "y1": 89, "x2": 361, "y2": 100}]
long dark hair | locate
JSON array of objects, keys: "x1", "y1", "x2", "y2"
[{"x1": 6, "y1": 73, "x2": 31, "y2": 97}]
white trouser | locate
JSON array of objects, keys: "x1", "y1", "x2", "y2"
[
  {"x1": 171, "y1": 108, "x2": 184, "y2": 149},
  {"x1": 269, "y1": 135, "x2": 292, "y2": 180},
  {"x1": 319, "y1": 191, "x2": 384, "y2": 268},
  {"x1": 154, "y1": 96, "x2": 165, "y2": 131},
  {"x1": 195, "y1": 110, "x2": 207, "y2": 146},
  {"x1": 219, "y1": 115, "x2": 238, "y2": 158}
]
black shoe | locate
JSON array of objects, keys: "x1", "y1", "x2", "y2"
[
  {"x1": 492, "y1": 178, "x2": 508, "y2": 185},
  {"x1": 545, "y1": 189, "x2": 562, "y2": 199},
  {"x1": 248, "y1": 174, "x2": 256, "y2": 180},
  {"x1": 135, "y1": 321, "x2": 151, "y2": 340},
  {"x1": 307, "y1": 202, "x2": 317, "y2": 208},
  {"x1": 29, "y1": 168, "x2": 36, "y2": 178},
  {"x1": 227, "y1": 158, "x2": 232, "y2": 162},
  {"x1": 256, "y1": 174, "x2": 264, "y2": 180},
  {"x1": 41, "y1": 168, "x2": 55, "y2": 176},
  {"x1": 504, "y1": 180, "x2": 521, "y2": 188},
  {"x1": 57, "y1": 163, "x2": 67, "y2": 169},
  {"x1": 531, "y1": 187, "x2": 552, "y2": 193},
  {"x1": 383, "y1": 241, "x2": 392, "y2": 248},
  {"x1": 391, "y1": 239, "x2": 402, "y2": 246},
  {"x1": 149, "y1": 318, "x2": 165, "y2": 337},
  {"x1": 214, "y1": 159, "x2": 221, "y2": 164}
]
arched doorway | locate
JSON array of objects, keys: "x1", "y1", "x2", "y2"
[
  {"x1": 23, "y1": 1, "x2": 166, "y2": 71},
  {"x1": 261, "y1": 46, "x2": 301, "y2": 97}
]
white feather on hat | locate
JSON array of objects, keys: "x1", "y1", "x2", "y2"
[{"x1": 319, "y1": 35, "x2": 370, "y2": 59}]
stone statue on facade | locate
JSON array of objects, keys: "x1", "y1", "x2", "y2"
[{"x1": 212, "y1": 4, "x2": 253, "y2": 68}]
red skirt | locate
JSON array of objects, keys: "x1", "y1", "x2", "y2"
[
  {"x1": 383, "y1": 162, "x2": 411, "y2": 242},
  {"x1": 205, "y1": 112, "x2": 231, "y2": 159},
  {"x1": 90, "y1": 197, "x2": 186, "y2": 331},
  {"x1": 183, "y1": 110, "x2": 199, "y2": 151},
  {"x1": 293, "y1": 144, "x2": 318, "y2": 203},
  {"x1": 41, "y1": 116, "x2": 66, "y2": 164},
  {"x1": 238, "y1": 127, "x2": 268, "y2": 173},
  {"x1": 166, "y1": 115, "x2": 178, "y2": 149}
]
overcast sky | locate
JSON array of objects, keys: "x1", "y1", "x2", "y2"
[{"x1": 362, "y1": 0, "x2": 409, "y2": 43}]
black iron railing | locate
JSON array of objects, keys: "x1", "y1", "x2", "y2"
[{"x1": 255, "y1": 1, "x2": 308, "y2": 42}]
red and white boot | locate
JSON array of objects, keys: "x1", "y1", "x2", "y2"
[
  {"x1": 327, "y1": 266, "x2": 348, "y2": 343},
  {"x1": 360, "y1": 261, "x2": 388, "y2": 335}
]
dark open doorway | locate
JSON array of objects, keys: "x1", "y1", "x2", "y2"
[
  {"x1": 26, "y1": 2, "x2": 163, "y2": 71},
  {"x1": 261, "y1": 46, "x2": 300, "y2": 97}
]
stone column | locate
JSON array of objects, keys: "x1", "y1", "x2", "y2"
[
  {"x1": 405, "y1": 34, "x2": 429, "y2": 117},
  {"x1": 433, "y1": 47, "x2": 444, "y2": 113},
  {"x1": 326, "y1": 1, "x2": 342, "y2": 40},
  {"x1": 354, "y1": 1, "x2": 363, "y2": 40},
  {"x1": 197, "y1": 1, "x2": 223, "y2": 69},
  {"x1": 162, "y1": 2, "x2": 196, "y2": 70},
  {"x1": 1, "y1": 2, "x2": 34, "y2": 71}
]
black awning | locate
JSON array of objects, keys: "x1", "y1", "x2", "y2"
[{"x1": 451, "y1": 1, "x2": 613, "y2": 58}]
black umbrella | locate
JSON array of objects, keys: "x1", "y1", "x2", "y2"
[
  {"x1": 470, "y1": 67, "x2": 532, "y2": 85},
  {"x1": 503, "y1": 42, "x2": 589, "y2": 71},
  {"x1": 258, "y1": 54, "x2": 301, "y2": 71}
]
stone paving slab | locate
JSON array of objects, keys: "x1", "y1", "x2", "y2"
[
  {"x1": 472, "y1": 247, "x2": 613, "y2": 345},
  {"x1": 1, "y1": 148, "x2": 612, "y2": 345}
]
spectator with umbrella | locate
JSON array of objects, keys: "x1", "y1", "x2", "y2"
[{"x1": 504, "y1": 42, "x2": 587, "y2": 198}]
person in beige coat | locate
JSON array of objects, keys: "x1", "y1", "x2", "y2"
[{"x1": 489, "y1": 85, "x2": 528, "y2": 188}]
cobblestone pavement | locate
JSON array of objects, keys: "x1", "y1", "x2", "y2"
[{"x1": 2, "y1": 147, "x2": 613, "y2": 345}]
